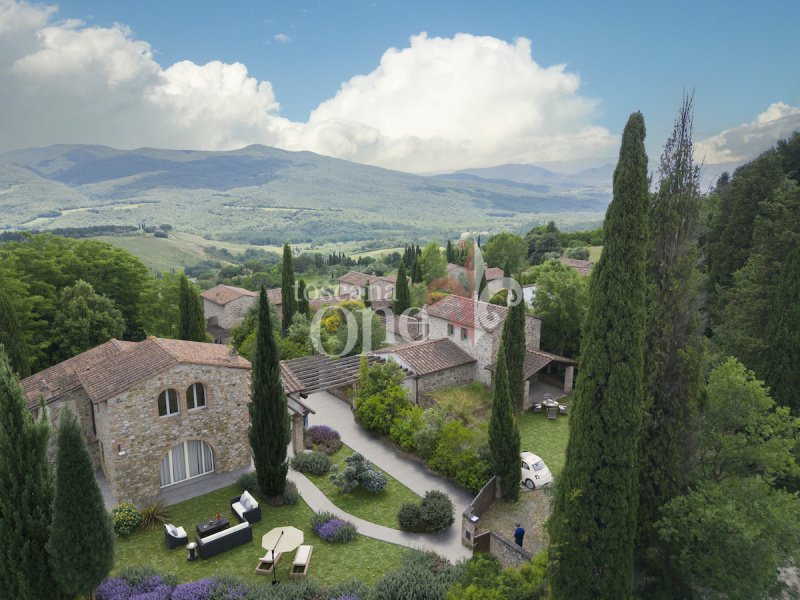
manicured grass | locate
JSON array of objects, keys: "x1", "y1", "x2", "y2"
[
  {"x1": 430, "y1": 382, "x2": 492, "y2": 425},
  {"x1": 518, "y1": 404, "x2": 570, "y2": 477},
  {"x1": 112, "y1": 483, "x2": 406, "y2": 588},
  {"x1": 588, "y1": 245, "x2": 603, "y2": 262},
  {"x1": 304, "y1": 445, "x2": 422, "y2": 528}
]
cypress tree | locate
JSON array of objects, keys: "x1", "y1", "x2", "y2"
[
  {"x1": 394, "y1": 262, "x2": 411, "y2": 314},
  {"x1": 764, "y1": 246, "x2": 800, "y2": 415},
  {"x1": 48, "y1": 406, "x2": 114, "y2": 599},
  {"x1": 489, "y1": 340, "x2": 521, "y2": 501},
  {"x1": 503, "y1": 286, "x2": 527, "y2": 412},
  {"x1": 411, "y1": 256, "x2": 423, "y2": 284},
  {"x1": 281, "y1": 243, "x2": 297, "y2": 332},
  {"x1": 446, "y1": 239, "x2": 454, "y2": 263},
  {"x1": 248, "y1": 287, "x2": 291, "y2": 497},
  {"x1": 297, "y1": 279, "x2": 310, "y2": 316},
  {"x1": 0, "y1": 347, "x2": 63, "y2": 600},
  {"x1": 178, "y1": 274, "x2": 206, "y2": 341},
  {"x1": 637, "y1": 96, "x2": 704, "y2": 577},
  {"x1": 548, "y1": 112, "x2": 649, "y2": 600},
  {"x1": 0, "y1": 290, "x2": 30, "y2": 377},
  {"x1": 363, "y1": 279, "x2": 372, "y2": 308}
]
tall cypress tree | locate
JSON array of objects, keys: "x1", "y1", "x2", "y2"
[
  {"x1": 48, "y1": 406, "x2": 114, "y2": 600},
  {"x1": 764, "y1": 246, "x2": 800, "y2": 415},
  {"x1": 394, "y1": 262, "x2": 411, "y2": 314},
  {"x1": 0, "y1": 348, "x2": 63, "y2": 600},
  {"x1": 0, "y1": 290, "x2": 30, "y2": 377},
  {"x1": 503, "y1": 286, "x2": 527, "y2": 412},
  {"x1": 297, "y1": 279, "x2": 310, "y2": 316},
  {"x1": 178, "y1": 274, "x2": 206, "y2": 341},
  {"x1": 489, "y1": 340, "x2": 521, "y2": 501},
  {"x1": 411, "y1": 256, "x2": 422, "y2": 284},
  {"x1": 548, "y1": 112, "x2": 649, "y2": 600},
  {"x1": 637, "y1": 96, "x2": 704, "y2": 576},
  {"x1": 446, "y1": 239, "x2": 455, "y2": 263},
  {"x1": 281, "y1": 243, "x2": 297, "y2": 333},
  {"x1": 363, "y1": 279, "x2": 372, "y2": 308},
  {"x1": 248, "y1": 287, "x2": 291, "y2": 497}
]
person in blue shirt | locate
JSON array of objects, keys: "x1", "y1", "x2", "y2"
[{"x1": 513, "y1": 523, "x2": 525, "y2": 546}]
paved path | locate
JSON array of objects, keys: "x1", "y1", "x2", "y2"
[{"x1": 296, "y1": 390, "x2": 473, "y2": 561}]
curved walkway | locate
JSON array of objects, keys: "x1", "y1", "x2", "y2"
[{"x1": 292, "y1": 390, "x2": 473, "y2": 562}]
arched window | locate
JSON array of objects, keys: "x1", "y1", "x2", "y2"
[
  {"x1": 186, "y1": 383, "x2": 206, "y2": 410},
  {"x1": 158, "y1": 389, "x2": 179, "y2": 416},
  {"x1": 160, "y1": 440, "x2": 214, "y2": 487}
]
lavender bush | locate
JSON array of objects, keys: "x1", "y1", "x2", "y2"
[
  {"x1": 311, "y1": 511, "x2": 358, "y2": 543},
  {"x1": 172, "y1": 578, "x2": 216, "y2": 600},
  {"x1": 97, "y1": 577, "x2": 132, "y2": 600},
  {"x1": 306, "y1": 425, "x2": 343, "y2": 455}
]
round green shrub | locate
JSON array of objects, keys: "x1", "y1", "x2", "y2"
[
  {"x1": 397, "y1": 503, "x2": 423, "y2": 531},
  {"x1": 397, "y1": 490, "x2": 454, "y2": 533},
  {"x1": 111, "y1": 501, "x2": 143, "y2": 536},
  {"x1": 291, "y1": 451, "x2": 331, "y2": 476}
]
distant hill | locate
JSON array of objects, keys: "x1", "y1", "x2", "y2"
[{"x1": 0, "y1": 144, "x2": 610, "y2": 245}]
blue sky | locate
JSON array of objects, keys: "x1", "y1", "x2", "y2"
[{"x1": 1, "y1": 0, "x2": 798, "y2": 172}]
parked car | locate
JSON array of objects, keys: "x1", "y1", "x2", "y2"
[{"x1": 520, "y1": 451, "x2": 553, "y2": 489}]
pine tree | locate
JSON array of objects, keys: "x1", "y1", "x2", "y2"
[
  {"x1": 248, "y1": 287, "x2": 291, "y2": 497},
  {"x1": 503, "y1": 286, "x2": 527, "y2": 412},
  {"x1": 394, "y1": 262, "x2": 411, "y2": 314},
  {"x1": 637, "y1": 96, "x2": 705, "y2": 578},
  {"x1": 281, "y1": 243, "x2": 298, "y2": 333},
  {"x1": 0, "y1": 290, "x2": 30, "y2": 377},
  {"x1": 548, "y1": 112, "x2": 649, "y2": 600},
  {"x1": 0, "y1": 348, "x2": 63, "y2": 600},
  {"x1": 489, "y1": 340, "x2": 521, "y2": 501},
  {"x1": 297, "y1": 279, "x2": 310, "y2": 316},
  {"x1": 178, "y1": 274, "x2": 206, "y2": 341},
  {"x1": 764, "y1": 246, "x2": 800, "y2": 415},
  {"x1": 48, "y1": 406, "x2": 114, "y2": 599},
  {"x1": 363, "y1": 279, "x2": 372, "y2": 308}
]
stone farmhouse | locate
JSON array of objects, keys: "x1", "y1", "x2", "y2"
[
  {"x1": 446, "y1": 263, "x2": 506, "y2": 295},
  {"x1": 337, "y1": 271, "x2": 397, "y2": 309},
  {"x1": 21, "y1": 337, "x2": 312, "y2": 504}
]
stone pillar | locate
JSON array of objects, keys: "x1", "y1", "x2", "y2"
[
  {"x1": 462, "y1": 513, "x2": 480, "y2": 549},
  {"x1": 291, "y1": 414, "x2": 305, "y2": 455},
  {"x1": 564, "y1": 366, "x2": 574, "y2": 393},
  {"x1": 522, "y1": 378, "x2": 532, "y2": 411}
]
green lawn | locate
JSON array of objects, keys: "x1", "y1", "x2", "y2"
[
  {"x1": 518, "y1": 404, "x2": 571, "y2": 477},
  {"x1": 304, "y1": 445, "x2": 422, "y2": 528},
  {"x1": 113, "y1": 484, "x2": 406, "y2": 588},
  {"x1": 588, "y1": 245, "x2": 603, "y2": 262}
]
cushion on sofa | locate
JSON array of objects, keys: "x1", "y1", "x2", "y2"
[
  {"x1": 201, "y1": 520, "x2": 250, "y2": 544},
  {"x1": 166, "y1": 524, "x2": 179, "y2": 537},
  {"x1": 175, "y1": 526, "x2": 187, "y2": 538},
  {"x1": 232, "y1": 501, "x2": 246, "y2": 519},
  {"x1": 242, "y1": 490, "x2": 257, "y2": 509}
]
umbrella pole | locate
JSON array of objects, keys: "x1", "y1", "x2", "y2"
[{"x1": 271, "y1": 530, "x2": 284, "y2": 586}]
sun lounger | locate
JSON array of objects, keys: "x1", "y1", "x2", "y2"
[
  {"x1": 289, "y1": 545, "x2": 313, "y2": 578},
  {"x1": 255, "y1": 550, "x2": 283, "y2": 575}
]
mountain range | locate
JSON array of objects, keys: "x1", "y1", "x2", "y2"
[{"x1": 0, "y1": 144, "x2": 616, "y2": 246}]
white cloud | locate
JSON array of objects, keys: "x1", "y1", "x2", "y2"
[
  {"x1": 695, "y1": 102, "x2": 800, "y2": 164},
  {"x1": 0, "y1": 1, "x2": 618, "y2": 172},
  {"x1": 273, "y1": 33, "x2": 291, "y2": 43}
]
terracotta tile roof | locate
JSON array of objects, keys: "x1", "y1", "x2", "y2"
[
  {"x1": 379, "y1": 313, "x2": 424, "y2": 341},
  {"x1": 21, "y1": 338, "x2": 250, "y2": 407},
  {"x1": 486, "y1": 349, "x2": 577, "y2": 380},
  {"x1": 377, "y1": 338, "x2": 476, "y2": 376},
  {"x1": 337, "y1": 271, "x2": 396, "y2": 288},
  {"x1": 201, "y1": 284, "x2": 257, "y2": 306},
  {"x1": 425, "y1": 294, "x2": 508, "y2": 332},
  {"x1": 484, "y1": 267, "x2": 505, "y2": 281},
  {"x1": 266, "y1": 288, "x2": 282, "y2": 306},
  {"x1": 558, "y1": 257, "x2": 594, "y2": 276},
  {"x1": 309, "y1": 294, "x2": 351, "y2": 310},
  {"x1": 280, "y1": 362, "x2": 305, "y2": 394}
]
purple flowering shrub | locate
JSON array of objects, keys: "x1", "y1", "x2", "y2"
[
  {"x1": 97, "y1": 578, "x2": 132, "y2": 600},
  {"x1": 171, "y1": 578, "x2": 216, "y2": 600},
  {"x1": 306, "y1": 425, "x2": 343, "y2": 455},
  {"x1": 311, "y1": 511, "x2": 358, "y2": 543}
]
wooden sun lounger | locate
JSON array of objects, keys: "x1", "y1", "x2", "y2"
[
  {"x1": 255, "y1": 550, "x2": 283, "y2": 575},
  {"x1": 289, "y1": 545, "x2": 313, "y2": 578}
]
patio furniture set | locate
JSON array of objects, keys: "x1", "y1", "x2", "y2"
[
  {"x1": 532, "y1": 394, "x2": 568, "y2": 420},
  {"x1": 162, "y1": 490, "x2": 313, "y2": 580}
]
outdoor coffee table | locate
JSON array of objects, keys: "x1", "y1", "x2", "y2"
[{"x1": 196, "y1": 517, "x2": 229, "y2": 538}]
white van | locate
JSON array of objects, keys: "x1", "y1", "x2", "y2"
[{"x1": 520, "y1": 451, "x2": 553, "y2": 489}]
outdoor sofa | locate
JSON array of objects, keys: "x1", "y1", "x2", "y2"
[
  {"x1": 196, "y1": 521, "x2": 253, "y2": 559},
  {"x1": 163, "y1": 523, "x2": 188, "y2": 549},
  {"x1": 231, "y1": 490, "x2": 262, "y2": 523}
]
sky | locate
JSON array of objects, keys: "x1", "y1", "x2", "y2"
[{"x1": 1, "y1": 0, "x2": 799, "y2": 173}]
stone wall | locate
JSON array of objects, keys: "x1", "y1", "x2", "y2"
[
  {"x1": 524, "y1": 314, "x2": 542, "y2": 351},
  {"x1": 339, "y1": 282, "x2": 361, "y2": 299},
  {"x1": 418, "y1": 363, "x2": 478, "y2": 402},
  {"x1": 328, "y1": 384, "x2": 355, "y2": 407},
  {"x1": 35, "y1": 388, "x2": 101, "y2": 468},
  {"x1": 474, "y1": 532, "x2": 533, "y2": 570},
  {"x1": 462, "y1": 476, "x2": 496, "y2": 548},
  {"x1": 427, "y1": 315, "x2": 499, "y2": 386},
  {"x1": 220, "y1": 296, "x2": 256, "y2": 330},
  {"x1": 97, "y1": 363, "x2": 251, "y2": 503}
]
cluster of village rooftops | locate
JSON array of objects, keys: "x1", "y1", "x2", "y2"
[{"x1": 22, "y1": 259, "x2": 589, "y2": 503}]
